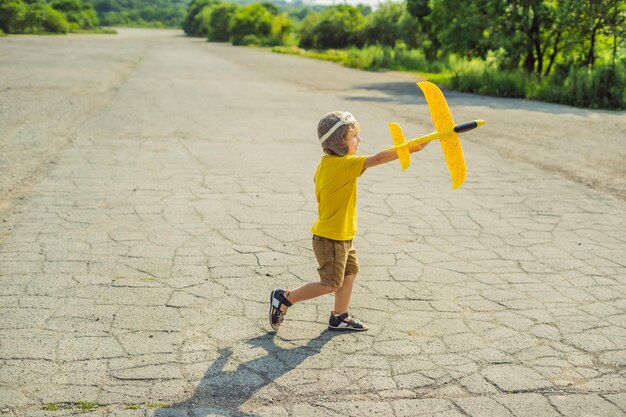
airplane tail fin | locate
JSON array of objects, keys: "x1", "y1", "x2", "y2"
[{"x1": 388, "y1": 122, "x2": 411, "y2": 170}]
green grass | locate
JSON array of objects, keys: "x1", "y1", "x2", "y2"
[
  {"x1": 407, "y1": 70, "x2": 453, "y2": 85},
  {"x1": 272, "y1": 44, "x2": 625, "y2": 110},
  {"x1": 72, "y1": 27, "x2": 117, "y2": 34},
  {"x1": 272, "y1": 46, "x2": 347, "y2": 63},
  {"x1": 273, "y1": 45, "x2": 454, "y2": 85},
  {"x1": 147, "y1": 402, "x2": 169, "y2": 409},
  {"x1": 42, "y1": 402, "x2": 101, "y2": 411},
  {"x1": 43, "y1": 401, "x2": 168, "y2": 411},
  {"x1": 450, "y1": 58, "x2": 626, "y2": 109}
]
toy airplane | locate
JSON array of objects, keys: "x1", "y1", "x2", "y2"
[{"x1": 387, "y1": 81, "x2": 484, "y2": 189}]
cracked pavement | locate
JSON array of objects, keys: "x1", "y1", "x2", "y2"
[{"x1": 0, "y1": 29, "x2": 625, "y2": 417}]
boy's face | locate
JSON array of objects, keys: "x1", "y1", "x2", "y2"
[{"x1": 345, "y1": 130, "x2": 362, "y2": 155}]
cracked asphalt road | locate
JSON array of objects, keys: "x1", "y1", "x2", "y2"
[{"x1": 1, "y1": 28, "x2": 625, "y2": 417}]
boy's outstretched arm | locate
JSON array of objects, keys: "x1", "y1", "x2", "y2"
[{"x1": 363, "y1": 141, "x2": 429, "y2": 171}]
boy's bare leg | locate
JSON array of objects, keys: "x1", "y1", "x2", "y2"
[
  {"x1": 282, "y1": 282, "x2": 337, "y2": 311},
  {"x1": 333, "y1": 274, "x2": 356, "y2": 314}
]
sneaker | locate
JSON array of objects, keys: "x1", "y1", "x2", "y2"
[
  {"x1": 328, "y1": 312, "x2": 368, "y2": 331},
  {"x1": 269, "y1": 288, "x2": 291, "y2": 331}
]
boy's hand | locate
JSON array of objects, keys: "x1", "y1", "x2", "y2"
[
  {"x1": 409, "y1": 141, "x2": 429, "y2": 153},
  {"x1": 363, "y1": 140, "x2": 430, "y2": 171}
]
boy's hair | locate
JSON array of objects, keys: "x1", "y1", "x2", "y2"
[{"x1": 317, "y1": 111, "x2": 360, "y2": 157}]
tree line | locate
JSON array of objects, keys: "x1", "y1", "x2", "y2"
[
  {"x1": 85, "y1": 0, "x2": 188, "y2": 28},
  {"x1": 184, "y1": 0, "x2": 625, "y2": 109},
  {"x1": 0, "y1": 0, "x2": 100, "y2": 34}
]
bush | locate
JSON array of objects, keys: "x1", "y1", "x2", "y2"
[
  {"x1": 191, "y1": 6, "x2": 212, "y2": 37},
  {"x1": 392, "y1": 44, "x2": 431, "y2": 71},
  {"x1": 363, "y1": 1, "x2": 405, "y2": 47},
  {"x1": 345, "y1": 46, "x2": 377, "y2": 69},
  {"x1": 0, "y1": 0, "x2": 27, "y2": 33},
  {"x1": 229, "y1": 3, "x2": 275, "y2": 46},
  {"x1": 304, "y1": 5, "x2": 365, "y2": 49},
  {"x1": 449, "y1": 56, "x2": 625, "y2": 110},
  {"x1": 23, "y1": 2, "x2": 70, "y2": 34},
  {"x1": 342, "y1": 44, "x2": 449, "y2": 73},
  {"x1": 297, "y1": 12, "x2": 319, "y2": 49},
  {"x1": 532, "y1": 64, "x2": 626, "y2": 109},
  {"x1": 42, "y1": 7, "x2": 70, "y2": 33},
  {"x1": 268, "y1": 12, "x2": 293, "y2": 46},
  {"x1": 206, "y1": 2, "x2": 237, "y2": 42},
  {"x1": 51, "y1": 0, "x2": 99, "y2": 31},
  {"x1": 450, "y1": 57, "x2": 527, "y2": 98},
  {"x1": 238, "y1": 34, "x2": 261, "y2": 46},
  {"x1": 183, "y1": 0, "x2": 219, "y2": 36}
]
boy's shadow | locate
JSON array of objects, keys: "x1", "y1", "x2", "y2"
[{"x1": 156, "y1": 330, "x2": 337, "y2": 417}]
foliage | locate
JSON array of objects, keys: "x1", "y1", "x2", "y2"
[
  {"x1": 272, "y1": 45, "x2": 348, "y2": 63},
  {"x1": 52, "y1": 0, "x2": 98, "y2": 30},
  {"x1": 0, "y1": 0, "x2": 28, "y2": 33},
  {"x1": 88, "y1": 0, "x2": 189, "y2": 28},
  {"x1": 269, "y1": 11, "x2": 293, "y2": 46},
  {"x1": 0, "y1": 0, "x2": 102, "y2": 33},
  {"x1": 24, "y1": 2, "x2": 70, "y2": 33},
  {"x1": 450, "y1": 56, "x2": 626, "y2": 109},
  {"x1": 184, "y1": 0, "x2": 294, "y2": 46},
  {"x1": 183, "y1": 0, "x2": 217, "y2": 35},
  {"x1": 229, "y1": 3, "x2": 275, "y2": 45},
  {"x1": 206, "y1": 2, "x2": 236, "y2": 41},
  {"x1": 299, "y1": 5, "x2": 365, "y2": 49},
  {"x1": 363, "y1": 1, "x2": 404, "y2": 47},
  {"x1": 532, "y1": 63, "x2": 626, "y2": 109},
  {"x1": 295, "y1": 11, "x2": 318, "y2": 49},
  {"x1": 180, "y1": 0, "x2": 626, "y2": 109}
]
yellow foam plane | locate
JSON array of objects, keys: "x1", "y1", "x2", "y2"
[{"x1": 387, "y1": 81, "x2": 484, "y2": 189}]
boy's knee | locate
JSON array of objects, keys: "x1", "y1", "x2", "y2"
[{"x1": 322, "y1": 283, "x2": 340, "y2": 293}]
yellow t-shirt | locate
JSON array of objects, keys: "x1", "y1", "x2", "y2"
[{"x1": 311, "y1": 155, "x2": 368, "y2": 241}]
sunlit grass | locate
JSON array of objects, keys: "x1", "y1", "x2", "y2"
[
  {"x1": 42, "y1": 402, "x2": 101, "y2": 411},
  {"x1": 272, "y1": 44, "x2": 625, "y2": 109}
]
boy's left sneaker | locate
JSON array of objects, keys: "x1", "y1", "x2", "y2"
[
  {"x1": 328, "y1": 312, "x2": 368, "y2": 331},
  {"x1": 269, "y1": 288, "x2": 291, "y2": 331}
]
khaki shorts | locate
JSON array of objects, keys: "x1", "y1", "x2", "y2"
[{"x1": 312, "y1": 235, "x2": 359, "y2": 287}]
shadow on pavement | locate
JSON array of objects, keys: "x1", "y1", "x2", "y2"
[{"x1": 156, "y1": 330, "x2": 337, "y2": 417}]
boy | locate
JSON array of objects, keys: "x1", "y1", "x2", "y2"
[{"x1": 269, "y1": 111, "x2": 428, "y2": 331}]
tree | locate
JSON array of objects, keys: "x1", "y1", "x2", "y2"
[
  {"x1": 23, "y1": 1, "x2": 70, "y2": 33},
  {"x1": 363, "y1": 1, "x2": 404, "y2": 47},
  {"x1": 183, "y1": 0, "x2": 218, "y2": 35},
  {"x1": 396, "y1": 6, "x2": 421, "y2": 49},
  {"x1": 206, "y1": 2, "x2": 237, "y2": 42},
  {"x1": 429, "y1": 0, "x2": 494, "y2": 59},
  {"x1": 604, "y1": 0, "x2": 626, "y2": 67},
  {"x1": 51, "y1": 0, "x2": 99, "y2": 30},
  {"x1": 309, "y1": 5, "x2": 365, "y2": 49},
  {"x1": 269, "y1": 12, "x2": 293, "y2": 46},
  {"x1": 229, "y1": 3, "x2": 276, "y2": 45},
  {"x1": 0, "y1": 0, "x2": 28, "y2": 33},
  {"x1": 405, "y1": 0, "x2": 438, "y2": 58},
  {"x1": 297, "y1": 11, "x2": 319, "y2": 49}
]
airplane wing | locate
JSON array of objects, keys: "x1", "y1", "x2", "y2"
[{"x1": 417, "y1": 81, "x2": 466, "y2": 189}]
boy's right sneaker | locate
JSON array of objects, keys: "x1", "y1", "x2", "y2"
[
  {"x1": 328, "y1": 312, "x2": 368, "y2": 331},
  {"x1": 269, "y1": 288, "x2": 291, "y2": 331}
]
